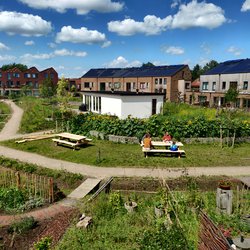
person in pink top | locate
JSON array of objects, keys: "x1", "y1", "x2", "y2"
[{"x1": 162, "y1": 132, "x2": 172, "y2": 142}]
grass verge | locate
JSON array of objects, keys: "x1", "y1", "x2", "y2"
[{"x1": 1, "y1": 138, "x2": 250, "y2": 168}]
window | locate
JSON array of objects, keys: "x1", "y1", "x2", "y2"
[
  {"x1": 0, "y1": 72, "x2": 2, "y2": 77},
  {"x1": 164, "y1": 78, "x2": 167, "y2": 85},
  {"x1": 159, "y1": 78, "x2": 162, "y2": 85},
  {"x1": 85, "y1": 95, "x2": 91, "y2": 110},
  {"x1": 50, "y1": 73, "x2": 54, "y2": 79},
  {"x1": 7, "y1": 73, "x2": 11, "y2": 80},
  {"x1": 133, "y1": 82, "x2": 136, "y2": 89},
  {"x1": 114, "y1": 82, "x2": 120, "y2": 89},
  {"x1": 16, "y1": 81, "x2": 20, "y2": 87},
  {"x1": 13, "y1": 73, "x2": 20, "y2": 78},
  {"x1": 0, "y1": 81, "x2": 1, "y2": 87},
  {"x1": 185, "y1": 82, "x2": 190, "y2": 89},
  {"x1": 155, "y1": 79, "x2": 158, "y2": 84},
  {"x1": 108, "y1": 82, "x2": 112, "y2": 88},
  {"x1": 44, "y1": 73, "x2": 48, "y2": 78},
  {"x1": 32, "y1": 73, "x2": 38, "y2": 78},
  {"x1": 84, "y1": 82, "x2": 90, "y2": 88},
  {"x1": 222, "y1": 82, "x2": 226, "y2": 89},
  {"x1": 243, "y1": 81, "x2": 248, "y2": 90},
  {"x1": 140, "y1": 82, "x2": 145, "y2": 89},
  {"x1": 34, "y1": 82, "x2": 38, "y2": 89},
  {"x1": 212, "y1": 82, "x2": 216, "y2": 91},
  {"x1": 155, "y1": 89, "x2": 158, "y2": 93},
  {"x1": 202, "y1": 82, "x2": 208, "y2": 90}
]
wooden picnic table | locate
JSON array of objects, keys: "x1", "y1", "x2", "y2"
[
  {"x1": 52, "y1": 132, "x2": 92, "y2": 150},
  {"x1": 141, "y1": 141, "x2": 185, "y2": 158}
]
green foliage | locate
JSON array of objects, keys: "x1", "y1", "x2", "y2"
[
  {"x1": 191, "y1": 60, "x2": 219, "y2": 80},
  {"x1": 141, "y1": 62, "x2": 155, "y2": 67},
  {"x1": 109, "y1": 191, "x2": 124, "y2": 212},
  {"x1": 8, "y1": 216, "x2": 37, "y2": 234},
  {"x1": 225, "y1": 87, "x2": 239, "y2": 105},
  {"x1": 0, "y1": 187, "x2": 27, "y2": 212},
  {"x1": 39, "y1": 77, "x2": 57, "y2": 98},
  {"x1": 1, "y1": 63, "x2": 28, "y2": 71},
  {"x1": 34, "y1": 236, "x2": 52, "y2": 250}
]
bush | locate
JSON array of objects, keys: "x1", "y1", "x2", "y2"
[
  {"x1": 8, "y1": 216, "x2": 37, "y2": 234},
  {"x1": 33, "y1": 236, "x2": 52, "y2": 250}
]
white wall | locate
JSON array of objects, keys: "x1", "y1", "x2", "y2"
[
  {"x1": 101, "y1": 96, "x2": 122, "y2": 117},
  {"x1": 200, "y1": 73, "x2": 250, "y2": 92}
]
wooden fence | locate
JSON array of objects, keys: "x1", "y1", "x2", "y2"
[{"x1": 0, "y1": 168, "x2": 54, "y2": 203}]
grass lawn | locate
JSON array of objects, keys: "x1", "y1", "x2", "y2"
[{"x1": 1, "y1": 138, "x2": 250, "y2": 168}]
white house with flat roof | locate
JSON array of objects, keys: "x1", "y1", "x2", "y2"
[{"x1": 82, "y1": 91, "x2": 164, "y2": 119}]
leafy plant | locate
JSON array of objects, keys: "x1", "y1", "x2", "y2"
[
  {"x1": 8, "y1": 216, "x2": 37, "y2": 234},
  {"x1": 33, "y1": 236, "x2": 52, "y2": 250},
  {"x1": 109, "y1": 191, "x2": 124, "y2": 212}
]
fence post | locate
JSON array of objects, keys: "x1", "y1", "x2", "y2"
[
  {"x1": 15, "y1": 171, "x2": 21, "y2": 189},
  {"x1": 49, "y1": 178, "x2": 54, "y2": 203}
]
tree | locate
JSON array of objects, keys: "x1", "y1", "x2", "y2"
[
  {"x1": 1, "y1": 63, "x2": 28, "y2": 71},
  {"x1": 202, "y1": 60, "x2": 219, "y2": 73},
  {"x1": 56, "y1": 77, "x2": 70, "y2": 115},
  {"x1": 142, "y1": 62, "x2": 155, "y2": 67},
  {"x1": 191, "y1": 64, "x2": 203, "y2": 81},
  {"x1": 39, "y1": 77, "x2": 56, "y2": 98},
  {"x1": 224, "y1": 87, "x2": 239, "y2": 107}
]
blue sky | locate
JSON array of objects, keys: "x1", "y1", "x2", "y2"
[{"x1": 0, "y1": 0, "x2": 250, "y2": 78}]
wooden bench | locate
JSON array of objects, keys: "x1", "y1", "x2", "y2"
[
  {"x1": 52, "y1": 138, "x2": 79, "y2": 150},
  {"x1": 142, "y1": 148, "x2": 185, "y2": 158}
]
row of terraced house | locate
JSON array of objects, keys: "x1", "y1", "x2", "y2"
[{"x1": 0, "y1": 59, "x2": 250, "y2": 109}]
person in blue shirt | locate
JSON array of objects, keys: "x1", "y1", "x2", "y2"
[{"x1": 170, "y1": 141, "x2": 178, "y2": 151}]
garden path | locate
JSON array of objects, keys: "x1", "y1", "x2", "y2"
[{"x1": 0, "y1": 100, "x2": 249, "y2": 179}]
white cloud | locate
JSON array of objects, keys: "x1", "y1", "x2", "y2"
[
  {"x1": 21, "y1": 53, "x2": 53, "y2": 60},
  {"x1": 200, "y1": 42, "x2": 211, "y2": 54},
  {"x1": 227, "y1": 46, "x2": 242, "y2": 56},
  {"x1": 105, "y1": 56, "x2": 141, "y2": 68},
  {"x1": 0, "y1": 55, "x2": 16, "y2": 61},
  {"x1": 163, "y1": 46, "x2": 184, "y2": 55},
  {"x1": 25, "y1": 40, "x2": 34, "y2": 46},
  {"x1": 101, "y1": 40, "x2": 112, "y2": 48},
  {"x1": 56, "y1": 26, "x2": 109, "y2": 47},
  {"x1": 0, "y1": 42, "x2": 10, "y2": 50},
  {"x1": 241, "y1": 0, "x2": 250, "y2": 11},
  {"x1": 171, "y1": 0, "x2": 226, "y2": 29},
  {"x1": 171, "y1": 0, "x2": 182, "y2": 9},
  {"x1": 18, "y1": 0, "x2": 124, "y2": 15},
  {"x1": 0, "y1": 11, "x2": 52, "y2": 36},
  {"x1": 54, "y1": 49, "x2": 87, "y2": 57},
  {"x1": 108, "y1": 1, "x2": 226, "y2": 36},
  {"x1": 48, "y1": 42, "x2": 57, "y2": 48},
  {"x1": 108, "y1": 15, "x2": 172, "y2": 36}
]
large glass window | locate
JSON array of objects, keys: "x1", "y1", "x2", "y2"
[
  {"x1": 114, "y1": 82, "x2": 120, "y2": 89},
  {"x1": 202, "y1": 82, "x2": 208, "y2": 90},
  {"x1": 243, "y1": 81, "x2": 248, "y2": 90},
  {"x1": 212, "y1": 82, "x2": 216, "y2": 91},
  {"x1": 222, "y1": 82, "x2": 226, "y2": 89}
]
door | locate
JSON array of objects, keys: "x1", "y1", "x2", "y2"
[
  {"x1": 100, "y1": 82, "x2": 106, "y2": 91},
  {"x1": 126, "y1": 82, "x2": 131, "y2": 92},
  {"x1": 152, "y1": 99, "x2": 157, "y2": 115}
]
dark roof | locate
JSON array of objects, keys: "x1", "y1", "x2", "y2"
[
  {"x1": 203, "y1": 59, "x2": 250, "y2": 75},
  {"x1": 82, "y1": 65, "x2": 187, "y2": 78},
  {"x1": 81, "y1": 90, "x2": 165, "y2": 96}
]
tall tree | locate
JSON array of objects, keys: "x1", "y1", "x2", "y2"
[
  {"x1": 202, "y1": 60, "x2": 219, "y2": 73},
  {"x1": 191, "y1": 64, "x2": 203, "y2": 81},
  {"x1": 224, "y1": 87, "x2": 239, "y2": 107},
  {"x1": 142, "y1": 62, "x2": 155, "y2": 67},
  {"x1": 1, "y1": 63, "x2": 28, "y2": 71},
  {"x1": 39, "y1": 77, "x2": 56, "y2": 98},
  {"x1": 56, "y1": 77, "x2": 70, "y2": 114}
]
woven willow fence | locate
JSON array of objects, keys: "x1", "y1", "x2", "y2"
[{"x1": 0, "y1": 169, "x2": 54, "y2": 203}]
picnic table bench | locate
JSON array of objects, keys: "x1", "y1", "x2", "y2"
[
  {"x1": 141, "y1": 140, "x2": 185, "y2": 158},
  {"x1": 142, "y1": 147, "x2": 185, "y2": 158},
  {"x1": 52, "y1": 132, "x2": 92, "y2": 150}
]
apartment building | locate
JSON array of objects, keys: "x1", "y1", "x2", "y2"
[
  {"x1": 0, "y1": 66, "x2": 58, "y2": 96},
  {"x1": 80, "y1": 65, "x2": 191, "y2": 102},
  {"x1": 186, "y1": 59, "x2": 250, "y2": 108}
]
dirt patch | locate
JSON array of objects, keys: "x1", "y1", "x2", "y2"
[
  {"x1": 0, "y1": 208, "x2": 78, "y2": 250},
  {"x1": 111, "y1": 176, "x2": 242, "y2": 192}
]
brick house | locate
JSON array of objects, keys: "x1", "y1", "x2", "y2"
[
  {"x1": 80, "y1": 65, "x2": 191, "y2": 102},
  {"x1": 0, "y1": 66, "x2": 58, "y2": 96}
]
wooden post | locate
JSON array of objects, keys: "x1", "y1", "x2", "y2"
[
  {"x1": 220, "y1": 125, "x2": 223, "y2": 148},
  {"x1": 15, "y1": 172, "x2": 21, "y2": 189},
  {"x1": 49, "y1": 178, "x2": 54, "y2": 203},
  {"x1": 231, "y1": 129, "x2": 236, "y2": 148}
]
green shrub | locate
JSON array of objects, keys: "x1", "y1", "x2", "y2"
[
  {"x1": 33, "y1": 236, "x2": 52, "y2": 250},
  {"x1": 8, "y1": 216, "x2": 37, "y2": 234}
]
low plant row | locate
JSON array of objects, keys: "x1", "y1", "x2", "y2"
[{"x1": 68, "y1": 112, "x2": 250, "y2": 140}]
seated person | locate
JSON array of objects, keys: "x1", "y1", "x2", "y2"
[
  {"x1": 143, "y1": 133, "x2": 152, "y2": 149},
  {"x1": 162, "y1": 132, "x2": 172, "y2": 142},
  {"x1": 170, "y1": 141, "x2": 178, "y2": 151}
]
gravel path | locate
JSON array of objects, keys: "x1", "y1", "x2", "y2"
[{"x1": 0, "y1": 100, "x2": 249, "y2": 179}]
